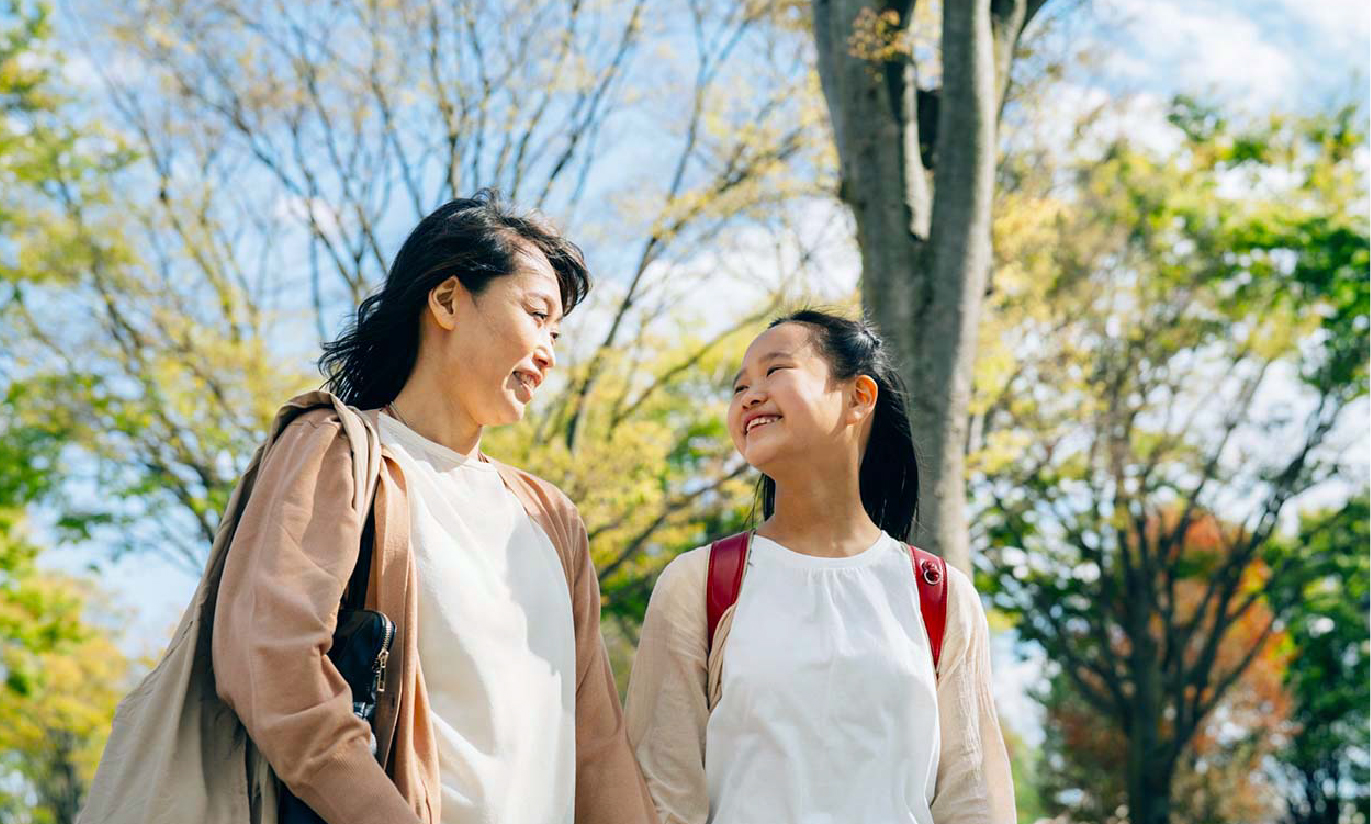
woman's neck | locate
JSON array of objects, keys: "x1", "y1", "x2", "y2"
[
  {"x1": 758, "y1": 455, "x2": 881, "y2": 558},
  {"x1": 388, "y1": 373, "x2": 483, "y2": 458}
]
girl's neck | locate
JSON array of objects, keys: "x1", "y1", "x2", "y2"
[{"x1": 757, "y1": 457, "x2": 882, "y2": 558}]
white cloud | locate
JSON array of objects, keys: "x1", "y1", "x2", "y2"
[{"x1": 1102, "y1": 0, "x2": 1302, "y2": 106}]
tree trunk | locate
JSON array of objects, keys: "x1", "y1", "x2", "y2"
[
  {"x1": 1127, "y1": 755, "x2": 1177, "y2": 824},
  {"x1": 1124, "y1": 614, "x2": 1178, "y2": 824},
  {"x1": 812, "y1": 0, "x2": 1042, "y2": 572}
]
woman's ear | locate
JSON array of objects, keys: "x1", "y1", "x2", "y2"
[
  {"x1": 428, "y1": 277, "x2": 461, "y2": 330},
  {"x1": 849, "y1": 374, "x2": 878, "y2": 422}
]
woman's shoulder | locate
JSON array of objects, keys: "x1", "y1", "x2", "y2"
[
  {"x1": 483, "y1": 457, "x2": 577, "y2": 517},
  {"x1": 284, "y1": 406, "x2": 346, "y2": 431},
  {"x1": 270, "y1": 393, "x2": 366, "y2": 447}
]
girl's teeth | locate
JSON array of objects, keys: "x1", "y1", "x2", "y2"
[{"x1": 747, "y1": 417, "x2": 777, "y2": 432}]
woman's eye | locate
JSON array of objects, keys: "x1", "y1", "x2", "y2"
[
  {"x1": 767, "y1": 365, "x2": 785, "y2": 375},
  {"x1": 530, "y1": 310, "x2": 549, "y2": 321},
  {"x1": 733, "y1": 384, "x2": 747, "y2": 395}
]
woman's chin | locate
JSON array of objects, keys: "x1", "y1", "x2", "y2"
[{"x1": 494, "y1": 391, "x2": 529, "y2": 424}]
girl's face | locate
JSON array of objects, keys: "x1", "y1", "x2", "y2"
[
  {"x1": 728, "y1": 322, "x2": 873, "y2": 472},
  {"x1": 427, "y1": 244, "x2": 563, "y2": 427}
]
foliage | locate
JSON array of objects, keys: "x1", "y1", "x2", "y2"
[
  {"x1": 1033, "y1": 516, "x2": 1293, "y2": 824},
  {"x1": 974, "y1": 96, "x2": 1368, "y2": 823},
  {"x1": 0, "y1": 0, "x2": 842, "y2": 578},
  {"x1": 0, "y1": 574, "x2": 131, "y2": 824},
  {"x1": 1267, "y1": 496, "x2": 1370, "y2": 824}
]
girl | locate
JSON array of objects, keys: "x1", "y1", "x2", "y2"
[
  {"x1": 80, "y1": 192, "x2": 656, "y2": 824},
  {"x1": 625, "y1": 309, "x2": 1014, "y2": 823}
]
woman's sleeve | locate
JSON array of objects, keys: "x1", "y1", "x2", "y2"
[
  {"x1": 563, "y1": 509, "x2": 660, "y2": 824},
  {"x1": 931, "y1": 567, "x2": 1017, "y2": 824},
  {"x1": 624, "y1": 550, "x2": 712, "y2": 824},
  {"x1": 212, "y1": 415, "x2": 422, "y2": 824}
]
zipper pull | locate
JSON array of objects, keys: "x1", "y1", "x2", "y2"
[{"x1": 373, "y1": 647, "x2": 389, "y2": 694}]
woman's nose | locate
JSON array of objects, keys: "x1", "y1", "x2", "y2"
[{"x1": 534, "y1": 340, "x2": 556, "y2": 372}]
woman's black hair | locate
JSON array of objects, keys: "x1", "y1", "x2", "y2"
[
  {"x1": 319, "y1": 189, "x2": 589, "y2": 409},
  {"x1": 755, "y1": 308, "x2": 921, "y2": 541}
]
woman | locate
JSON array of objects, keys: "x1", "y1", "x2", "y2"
[
  {"x1": 79, "y1": 192, "x2": 657, "y2": 824},
  {"x1": 625, "y1": 309, "x2": 1014, "y2": 823}
]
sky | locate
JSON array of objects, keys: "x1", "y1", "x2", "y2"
[{"x1": 40, "y1": 0, "x2": 1371, "y2": 742}]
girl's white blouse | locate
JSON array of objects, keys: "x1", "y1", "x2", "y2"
[{"x1": 626, "y1": 532, "x2": 1015, "y2": 824}]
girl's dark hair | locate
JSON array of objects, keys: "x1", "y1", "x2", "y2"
[
  {"x1": 756, "y1": 308, "x2": 921, "y2": 541},
  {"x1": 319, "y1": 189, "x2": 589, "y2": 408}
]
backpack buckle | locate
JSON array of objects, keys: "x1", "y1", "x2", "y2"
[{"x1": 920, "y1": 559, "x2": 942, "y2": 586}]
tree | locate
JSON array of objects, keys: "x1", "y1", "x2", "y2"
[
  {"x1": 14, "y1": 0, "x2": 835, "y2": 594},
  {"x1": 1268, "y1": 497, "x2": 1370, "y2": 824},
  {"x1": 1, "y1": 0, "x2": 297, "y2": 571},
  {"x1": 0, "y1": 368, "x2": 132, "y2": 824},
  {"x1": 978, "y1": 99, "x2": 1368, "y2": 824},
  {"x1": 0, "y1": 573, "x2": 131, "y2": 824},
  {"x1": 809, "y1": 0, "x2": 1056, "y2": 571},
  {"x1": 1033, "y1": 520, "x2": 1294, "y2": 824}
]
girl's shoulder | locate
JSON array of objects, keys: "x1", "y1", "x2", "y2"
[
  {"x1": 648, "y1": 545, "x2": 712, "y2": 617},
  {"x1": 941, "y1": 562, "x2": 986, "y2": 617},
  {"x1": 661, "y1": 543, "x2": 711, "y2": 580}
]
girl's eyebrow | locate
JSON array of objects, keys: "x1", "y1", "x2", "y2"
[{"x1": 732, "y1": 351, "x2": 792, "y2": 386}]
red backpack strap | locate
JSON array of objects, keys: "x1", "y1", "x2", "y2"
[
  {"x1": 706, "y1": 532, "x2": 751, "y2": 654},
  {"x1": 908, "y1": 545, "x2": 948, "y2": 674}
]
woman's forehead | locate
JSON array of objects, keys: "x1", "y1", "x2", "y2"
[{"x1": 504, "y1": 247, "x2": 563, "y2": 310}]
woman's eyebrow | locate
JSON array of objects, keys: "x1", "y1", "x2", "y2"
[{"x1": 529, "y1": 288, "x2": 564, "y2": 321}]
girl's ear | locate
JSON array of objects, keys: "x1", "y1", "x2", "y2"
[
  {"x1": 849, "y1": 374, "x2": 878, "y2": 423},
  {"x1": 428, "y1": 277, "x2": 461, "y2": 330}
]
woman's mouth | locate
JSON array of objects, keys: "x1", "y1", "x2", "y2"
[{"x1": 512, "y1": 371, "x2": 538, "y2": 401}]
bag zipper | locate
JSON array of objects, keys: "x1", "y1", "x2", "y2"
[{"x1": 372, "y1": 619, "x2": 395, "y2": 694}]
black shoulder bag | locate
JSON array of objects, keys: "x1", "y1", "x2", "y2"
[{"x1": 279, "y1": 514, "x2": 397, "y2": 824}]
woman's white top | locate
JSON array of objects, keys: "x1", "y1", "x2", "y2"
[
  {"x1": 378, "y1": 415, "x2": 576, "y2": 824},
  {"x1": 625, "y1": 531, "x2": 1015, "y2": 824}
]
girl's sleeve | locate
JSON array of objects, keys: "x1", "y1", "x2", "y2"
[
  {"x1": 931, "y1": 566, "x2": 1017, "y2": 824},
  {"x1": 624, "y1": 549, "x2": 712, "y2": 824}
]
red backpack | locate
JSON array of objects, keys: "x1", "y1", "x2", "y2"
[{"x1": 705, "y1": 531, "x2": 949, "y2": 673}]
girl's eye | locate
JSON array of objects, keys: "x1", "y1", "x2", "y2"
[
  {"x1": 767, "y1": 365, "x2": 785, "y2": 375},
  {"x1": 530, "y1": 310, "x2": 549, "y2": 321},
  {"x1": 733, "y1": 384, "x2": 747, "y2": 395}
]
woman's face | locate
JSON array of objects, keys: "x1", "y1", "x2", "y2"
[
  {"x1": 431, "y1": 243, "x2": 563, "y2": 427},
  {"x1": 728, "y1": 322, "x2": 861, "y2": 472}
]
